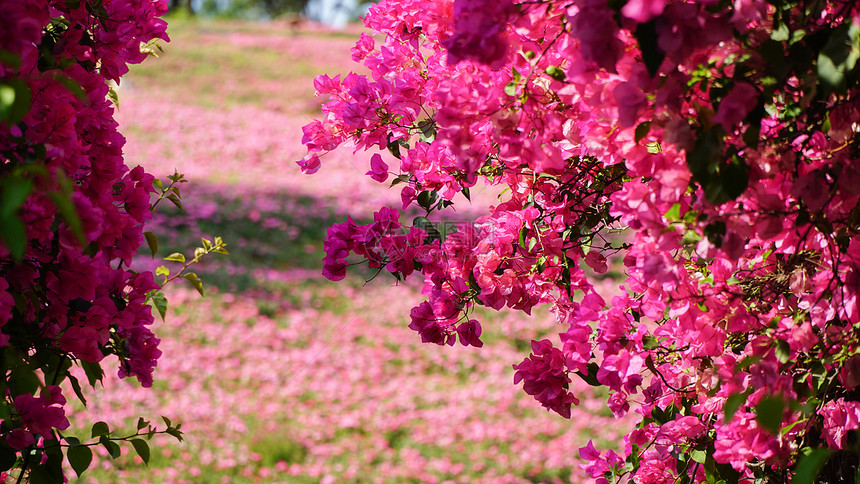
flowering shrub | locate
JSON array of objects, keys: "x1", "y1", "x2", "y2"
[
  {"x1": 0, "y1": 1, "x2": 208, "y2": 481},
  {"x1": 300, "y1": 0, "x2": 860, "y2": 481}
]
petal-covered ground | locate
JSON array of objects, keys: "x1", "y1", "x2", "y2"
[{"x1": 66, "y1": 18, "x2": 630, "y2": 483}]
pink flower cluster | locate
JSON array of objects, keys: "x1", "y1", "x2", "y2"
[
  {"x1": 322, "y1": 207, "x2": 431, "y2": 281},
  {"x1": 301, "y1": 0, "x2": 860, "y2": 480},
  {"x1": 1, "y1": 0, "x2": 168, "y2": 474}
]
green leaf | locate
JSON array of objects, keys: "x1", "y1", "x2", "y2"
[
  {"x1": 167, "y1": 193, "x2": 182, "y2": 209},
  {"x1": 131, "y1": 439, "x2": 150, "y2": 465},
  {"x1": 412, "y1": 216, "x2": 442, "y2": 242},
  {"x1": 544, "y1": 65, "x2": 566, "y2": 81},
  {"x1": 108, "y1": 86, "x2": 119, "y2": 107},
  {"x1": 68, "y1": 444, "x2": 93, "y2": 477},
  {"x1": 28, "y1": 463, "x2": 59, "y2": 484},
  {"x1": 48, "y1": 72, "x2": 87, "y2": 102},
  {"x1": 47, "y1": 190, "x2": 85, "y2": 245},
  {"x1": 387, "y1": 136, "x2": 403, "y2": 160},
  {"x1": 183, "y1": 273, "x2": 205, "y2": 298},
  {"x1": 417, "y1": 190, "x2": 438, "y2": 211},
  {"x1": 0, "y1": 176, "x2": 33, "y2": 220},
  {"x1": 143, "y1": 232, "x2": 158, "y2": 257},
  {"x1": 100, "y1": 437, "x2": 121, "y2": 459},
  {"x1": 771, "y1": 23, "x2": 790, "y2": 41},
  {"x1": 687, "y1": 129, "x2": 724, "y2": 181},
  {"x1": 574, "y1": 362, "x2": 601, "y2": 386},
  {"x1": 635, "y1": 121, "x2": 651, "y2": 144},
  {"x1": 147, "y1": 291, "x2": 168, "y2": 320},
  {"x1": 793, "y1": 448, "x2": 832, "y2": 484},
  {"x1": 0, "y1": 214, "x2": 26, "y2": 259},
  {"x1": 633, "y1": 20, "x2": 665, "y2": 77},
  {"x1": 91, "y1": 421, "x2": 110, "y2": 438},
  {"x1": 0, "y1": 444, "x2": 16, "y2": 472},
  {"x1": 724, "y1": 388, "x2": 752, "y2": 423},
  {"x1": 0, "y1": 51, "x2": 21, "y2": 69},
  {"x1": 0, "y1": 80, "x2": 32, "y2": 125},
  {"x1": 754, "y1": 395, "x2": 786, "y2": 434},
  {"x1": 665, "y1": 203, "x2": 681, "y2": 221},
  {"x1": 775, "y1": 339, "x2": 791, "y2": 364},
  {"x1": 68, "y1": 374, "x2": 87, "y2": 407},
  {"x1": 164, "y1": 252, "x2": 186, "y2": 263},
  {"x1": 81, "y1": 359, "x2": 104, "y2": 387},
  {"x1": 642, "y1": 334, "x2": 660, "y2": 350},
  {"x1": 166, "y1": 427, "x2": 184, "y2": 442},
  {"x1": 8, "y1": 362, "x2": 40, "y2": 397},
  {"x1": 817, "y1": 22, "x2": 860, "y2": 93}
]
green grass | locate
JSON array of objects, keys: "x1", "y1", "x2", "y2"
[{"x1": 127, "y1": 17, "x2": 358, "y2": 111}]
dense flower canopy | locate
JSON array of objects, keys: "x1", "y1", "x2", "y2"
[
  {"x1": 1, "y1": 0, "x2": 172, "y2": 479},
  {"x1": 300, "y1": 0, "x2": 860, "y2": 481}
]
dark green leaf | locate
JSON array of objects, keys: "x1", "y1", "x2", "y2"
[
  {"x1": 0, "y1": 176, "x2": 33, "y2": 220},
  {"x1": 687, "y1": 129, "x2": 724, "y2": 182},
  {"x1": 417, "y1": 190, "x2": 437, "y2": 211},
  {"x1": 8, "y1": 363, "x2": 40, "y2": 397},
  {"x1": 724, "y1": 388, "x2": 752, "y2": 423},
  {"x1": 131, "y1": 439, "x2": 150, "y2": 465},
  {"x1": 68, "y1": 445, "x2": 93, "y2": 477},
  {"x1": 48, "y1": 72, "x2": 87, "y2": 102},
  {"x1": 754, "y1": 395, "x2": 786, "y2": 434},
  {"x1": 417, "y1": 119, "x2": 436, "y2": 143},
  {"x1": 635, "y1": 122, "x2": 651, "y2": 143},
  {"x1": 0, "y1": 51, "x2": 21, "y2": 69},
  {"x1": 412, "y1": 216, "x2": 441, "y2": 242},
  {"x1": 143, "y1": 232, "x2": 158, "y2": 257},
  {"x1": 100, "y1": 437, "x2": 121, "y2": 459},
  {"x1": 387, "y1": 136, "x2": 403, "y2": 160},
  {"x1": 166, "y1": 427, "x2": 184, "y2": 442},
  {"x1": 0, "y1": 214, "x2": 26, "y2": 260},
  {"x1": 47, "y1": 190, "x2": 85, "y2": 245},
  {"x1": 817, "y1": 22, "x2": 860, "y2": 93},
  {"x1": 0, "y1": 444, "x2": 16, "y2": 472},
  {"x1": 81, "y1": 359, "x2": 104, "y2": 387},
  {"x1": 633, "y1": 20, "x2": 665, "y2": 77},
  {"x1": 91, "y1": 421, "x2": 110, "y2": 438},
  {"x1": 68, "y1": 374, "x2": 87, "y2": 407},
  {"x1": 794, "y1": 448, "x2": 832, "y2": 484},
  {"x1": 575, "y1": 362, "x2": 601, "y2": 386}
]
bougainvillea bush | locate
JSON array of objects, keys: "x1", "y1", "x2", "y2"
[
  {"x1": 0, "y1": 1, "x2": 192, "y2": 481},
  {"x1": 300, "y1": 0, "x2": 860, "y2": 481}
]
